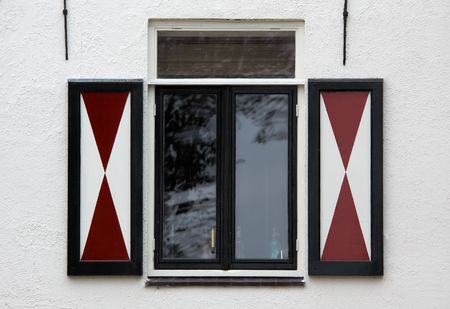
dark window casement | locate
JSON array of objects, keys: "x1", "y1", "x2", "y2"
[{"x1": 154, "y1": 86, "x2": 297, "y2": 270}]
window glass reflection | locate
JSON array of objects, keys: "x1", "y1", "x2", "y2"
[
  {"x1": 163, "y1": 93, "x2": 217, "y2": 259},
  {"x1": 158, "y1": 31, "x2": 295, "y2": 78},
  {"x1": 235, "y1": 93, "x2": 289, "y2": 260}
]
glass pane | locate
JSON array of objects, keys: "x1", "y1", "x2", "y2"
[
  {"x1": 235, "y1": 93, "x2": 289, "y2": 260},
  {"x1": 163, "y1": 93, "x2": 217, "y2": 259},
  {"x1": 158, "y1": 31, "x2": 295, "y2": 78}
]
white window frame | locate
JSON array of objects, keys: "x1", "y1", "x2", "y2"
[{"x1": 147, "y1": 19, "x2": 306, "y2": 278}]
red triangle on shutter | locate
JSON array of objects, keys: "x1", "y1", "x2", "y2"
[
  {"x1": 321, "y1": 175, "x2": 369, "y2": 261},
  {"x1": 322, "y1": 91, "x2": 368, "y2": 170},
  {"x1": 82, "y1": 92, "x2": 128, "y2": 170},
  {"x1": 81, "y1": 177, "x2": 129, "y2": 261}
]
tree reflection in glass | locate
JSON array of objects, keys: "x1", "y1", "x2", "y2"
[{"x1": 163, "y1": 93, "x2": 217, "y2": 259}]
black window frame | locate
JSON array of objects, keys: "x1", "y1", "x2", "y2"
[{"x1": 154, "y1": 85, "x2": 297, "y2": 271}]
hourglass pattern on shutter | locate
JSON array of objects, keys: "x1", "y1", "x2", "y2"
[
  {"x1": 79, "y1": 92, "x2": 131, "y2": 261},
  {"x1": 319, "y1": 91, "x2": 371, "y2": 261}
]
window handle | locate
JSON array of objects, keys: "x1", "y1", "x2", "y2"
[{"x1": 211, "y1": 226, "x2": 216, "y2": 253}]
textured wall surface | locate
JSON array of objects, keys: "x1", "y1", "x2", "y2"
[{"x1": 1, "y1": 0, "x2": 450, "y2": 308}]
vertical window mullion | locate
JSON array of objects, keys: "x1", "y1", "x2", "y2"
[
  {"x1": 230, "y1": 86, "x2": 237, "y2": 266},
  {"x1": 288, "y1": 87, "x2": 297, "y2": 268},
  {"x1": 220, "y1": 86, "x2": 231, "y2": 270}
]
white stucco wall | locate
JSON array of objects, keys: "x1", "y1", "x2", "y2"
[{"x1": 1, "y1": 0, "x2": 450, "y2": 308}]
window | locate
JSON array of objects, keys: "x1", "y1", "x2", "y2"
[
  {"x1": 155, "y1": 86, "x2": 296, "y2": 270},
  {"x1": 148, "y1": 20, "x2": 305, "y2": 277}
]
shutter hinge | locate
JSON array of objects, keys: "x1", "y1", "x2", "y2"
[
  {"x1": 296, "y1": 239, "x2": 299, "y2": 251},
  {"x1": 295, "y1": 104, "x2": 299, "y2": 117},
  {"x1": 152, "y1": 238, "x2": 156, "y2": 251},
  {"x1": 153, "y1": 103, "x2": 157, "y2": 117}
]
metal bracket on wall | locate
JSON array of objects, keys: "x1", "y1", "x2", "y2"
[
  {"x1": 343, "y1": 0, "x2": 349, "y2": 65},
  {"x1": 63, "y1": 0, "x2": 68, "y2": 60}
]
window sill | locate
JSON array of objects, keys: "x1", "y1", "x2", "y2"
[{"x1": 146, "y1": 276, "x2": 304, "y2": 287}]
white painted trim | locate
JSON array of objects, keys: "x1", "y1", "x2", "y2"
[
  {"x1": 148, "y1": 24, "x2": 157, "y2": 82},
  {"x1": 296, "y1": 86, "x2": 307, "y2": 277},
  {"x1": 149, "y1": 19, "x2": 304, "y2": 28},
  {"x1": 148, "y1": 79, "x2": 305, "y2": 85},
  {"x1": 148, "y1": 85, "x2": 156, "y2": 271},
  {"x1": 148, "y1": 269, "x2": 302, "y2": 277},
  {"x1": 148, "y1": 19, "x2": 305, "y2": 81},
  {"x1": 295, "y1": 23, "x2": 305, "y2": 80}
]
